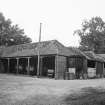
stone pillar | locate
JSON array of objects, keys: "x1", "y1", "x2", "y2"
[{"x1": 16, "y1": 58, "x2": 19, "y2": 74}]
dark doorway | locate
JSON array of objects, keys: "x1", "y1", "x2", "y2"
[
  {"x1": 67, "y1": 57, "x2": 83, "y2": 79},
  {"x1": 88, "y1": 60, "x2": 96, "y2": 68},
  {"x1": 42, "y1": 56, "x2": 55, "y2": 78},
  {"x1": 10, "y1": 58, "x2": 17, "y2": 74},
  {"x1": 87, "y1": 60, "x2": 96, "y2": 78},
  {"x1": 0, "y1": 59, "x2": 8, "y2": 73},
  {"x1": 19, "y1": 58, "x2": 27, "y2": 75},
  {"x1": 30, "y1": 57, "x2": 37, "y2": 76},
  {"x1": 75, "y1": 57, "x2": 83, "y2": 79}
]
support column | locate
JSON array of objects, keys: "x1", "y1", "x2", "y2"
[
  {"x1": 7, "y1": 58, "x2": 10, "y2": 73},
  {"x1": 39, "y1": 56, "x2": 43, "y2": 77},
  {"x1": 37, "y1": 53, "x2": 40, "y2": 78},
  {"x1": 102, "y1": 62, "x2": 104, "y2": 78},
  {"x1": 55, "y1": 55, "x2": 57, "y2": 79},
  {"x1": 27, "y1": 57, "x2": 30, "y2": 75},
  {"x1": 82, "y1": 58, "x2": 88, "y2": 79},
  {"x1": 96, "y1": 62, "x2": 100, "y2": 78},
  {"x1": 96, "y1": 62, "x2": 103, "y2": 78},
  {"x1": 16, "y1": 58, "x2": 19, "y2": 74},
  {"x1": 55, "y1": 55, "x2": 67, "y2": 80}
]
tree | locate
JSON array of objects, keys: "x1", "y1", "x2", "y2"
[
  {"x1": 74, "y1": 17, "x2": 105, "y2": 53},
  {"x1": 0, "y1": 13, "x2": 32, "y2": 46}
]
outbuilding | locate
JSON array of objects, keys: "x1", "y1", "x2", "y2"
[
  {"x1": 0, "y1": 40, "x2": 104, "y2": 79},
  {"x1": 0, "y1": 40, "x2": 71, "y2": 79},
  {"x1": 67, "y1": 48, "x2": 105, "y2": 79},
  {"x1": 84, "y1": 51, "x2": 105, "y2": 78}
]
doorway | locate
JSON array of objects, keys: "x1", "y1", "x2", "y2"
[{"x1": 41, "y1": 56, "x2": 55, "y2": 78}]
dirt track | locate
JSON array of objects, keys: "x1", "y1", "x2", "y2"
[{"x1": 0, "y1": 74, "x2": 105, "y2": 105}]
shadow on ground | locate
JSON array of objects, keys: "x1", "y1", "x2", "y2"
[
  {"x1": 12, "y1": 87, "x2": 105, "y2": 105},
  {"x1": 63, "y1": 87, "x2": 105, "y2": 105}
]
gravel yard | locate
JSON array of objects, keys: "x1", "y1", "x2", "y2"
[{"x1": 0, "y1": 74, "x2": 105, "y2": 105}]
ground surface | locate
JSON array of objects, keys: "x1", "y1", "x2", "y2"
[{"x1": 0, "y1": 74, "x2": 105, "y2": 105}]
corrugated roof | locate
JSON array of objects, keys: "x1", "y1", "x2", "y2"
[
  {"x1": 0, "y1": 40, "x2": 72, "y2": 57},
  {"x1": 1, "y1": 40, "x2": 104, "y2": 62},
  {"x1": 67, "y1": 48, "x2": 105, "y2": 62},
  {"x1": 97, "y1": 54, "x2": 105, "y2": 58},
  {"x1": 67, "y1": 47, "x2": 90, "y2": 59},
  {"x1": 84, "y1": 51, "x2": 105, "y2": 62},
  {"x1": 96, "y1": 54, "x2": 105, "y2": 61}
]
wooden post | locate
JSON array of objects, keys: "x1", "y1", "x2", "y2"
[
  {"x1": 27, "y1": 57, "x2": 30, "y2": 75},
  {"x1": 96, "y1": 62, "x2": 102, "y2": 78},
  {"x1": 102, "y1": 62, "x2": 104, "y2": 78},
  {"x1": 7, "y1": 58, "x2": 10, "y2": 73},
  {"x1": 82, "y1": 58, "x2": 88, "y2": 79},
  {"x1": 54, "y1": 55, "x2": 67, "y2": 80},
  {"x1": 39, "y1": 56, "x2": 43, "y2": 76},
  {"x1": 55, "y1": 55, "x2": 57, "y2": 79},
  {"x1": 16, "y1": 58, "x2": 19, "y2": 74},
  {"x1": 37, "y1": 23, "x2": 42, "y2": 78},
  {"x1": 103, "y1": 62, "x2": 105, "y2": 77},
  {"x1": 55, "y1": 48, "x2": 59, "y2": 80},
  {"x1": 96, "y1": 62, "x2": 98, "y2": 78}
]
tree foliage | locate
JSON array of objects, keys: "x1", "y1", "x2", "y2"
[
  {"x1": 0, "y1": 13, "x2": 32, "y2": 46},
  {"x1": 74, "y1": 16, "x2": 105, "y2": 53}
]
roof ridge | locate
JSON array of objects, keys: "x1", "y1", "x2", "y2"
[
  {"x1": 49, "y1": 40, "x2": 59, "y2": 54},
  {"x1": 1, "y1": 40, "x2": 57, "y2": 51}
]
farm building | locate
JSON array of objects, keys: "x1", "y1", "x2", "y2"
[
  {"x1": 0, "y1": 40, "x2": 104, "y2": 79},
  {"x1": 84, "y1": 51, "x2": 105, "y2": 78},
  {"x1": 96, "y1": 54, "x2": 105, "y2": 76},
  {"x1": 66, "y1": 48, "x2": 105, "y2": 79},
  {"x1": 0, "y1": 40, "x2": 70, "y2": 79}
]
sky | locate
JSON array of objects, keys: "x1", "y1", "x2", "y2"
[{"x1": 0, "y1": 0, "x2": 105, "y2": 47}]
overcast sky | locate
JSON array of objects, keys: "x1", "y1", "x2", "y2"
[{"x1": 0, "y1": 0, "x2": 105, "y2": 46}]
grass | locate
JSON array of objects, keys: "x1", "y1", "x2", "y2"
[
  {"x1": 0, "y1": 74, "x2": 105, "y2": 105},
  {"x1": 63, "y1": 87, "x2": 105, "y2": 105}
]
